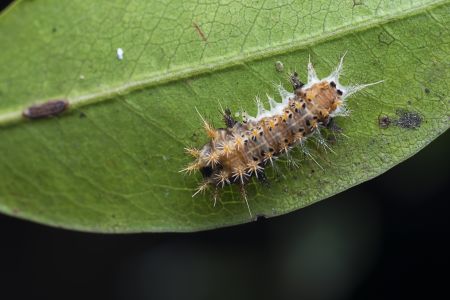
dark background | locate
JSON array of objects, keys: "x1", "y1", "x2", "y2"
[{"x1": 1, "y1": 1, "x2": 449, "y2": 300}]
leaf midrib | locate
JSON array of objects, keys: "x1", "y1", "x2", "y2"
[{"x1": 0, "y1": 0, "x2": 447, "y2": 127}]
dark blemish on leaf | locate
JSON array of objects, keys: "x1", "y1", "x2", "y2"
[
  {"x1": 275, "y1": 61, "x2": 284, "y2": 72},
  {"x1": 327, "y1": 134, "x2": 337, "y2": 145},
  {"x1": 295, "y1": 190, "x2": 305, "y2": 197},
  {"x1": 52, "y1": 27, "x2": 57, "y2": 33},
  {"x1": 378, "y1": 115, "x2": 391, "y2": 129},
  {"x1": 424, "y1": 88, "x2": 430, "y2": 94},
  {"x1": 394, "y1": 109, "x2": 422, "y2": 129},
  {"x1": 378, "y1": 31, "x2": 395, "y2": 46},
  {"x1": 191, "y1": 132, "x2": 200, "y2": 142},
  {"x1": 192, "y1": 22, "x2": 207, "y2": 42},
  {"x1": 23, "y1": 100, "x2": 69, "y2": 119},
  {"x1": 79, "y1": 112, "x2": 87, "y2": 118},
  {"x1": 352, "y1": 0, "x2": 363, "y2": 8},
  {"x1": 407, "y1": 100, "x2": 412, "y2": 105}
]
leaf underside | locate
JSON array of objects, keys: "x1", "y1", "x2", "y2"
[{"x1": 0, "y1": 0, "x2": 448, "y2": 232}]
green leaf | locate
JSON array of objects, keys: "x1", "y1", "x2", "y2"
[{"x1": 0, "y1": 0, "x2": 448, "y2": 232}]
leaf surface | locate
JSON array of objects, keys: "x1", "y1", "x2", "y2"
[{"x1": 0, "y1": 0, "x2": 448, "y2": 232}]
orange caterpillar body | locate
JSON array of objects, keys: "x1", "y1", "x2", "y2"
[{"x1": 183, "y1": 55, "x2": 382, "y2": 215}]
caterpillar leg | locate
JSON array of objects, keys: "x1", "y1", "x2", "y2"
[
  {"x1": 257, "y1": 170, "x2": 271, "y2": 188},
  {"x1": 290, "y1": 71, "x2": 304, "y2": 92},
  {"x1": 223, "y1": 108, "x2": 237, "y2": 128},
  {"x1": 325, "y1": 117, "x2": 343, "y2": 133},
  {"x1": 313, "y1": 130, "x2": 335, "y2": 155}
]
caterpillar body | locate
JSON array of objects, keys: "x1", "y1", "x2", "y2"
[{"x1": 182, "y1": 55, "x2": 382, "y2": 215}]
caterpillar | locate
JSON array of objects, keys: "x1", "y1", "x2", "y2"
[{"x1": 182, "y1": 54, "x2": 382, "y2": 216}]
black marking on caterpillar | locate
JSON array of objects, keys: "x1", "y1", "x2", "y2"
[
  {"x1": 181, "y1": 54, "x2": 383, "y2": 216},
  {"x1": 23, "y1": 100, "x2": 69, "y2": 119}
]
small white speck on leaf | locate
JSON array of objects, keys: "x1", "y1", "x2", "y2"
[
  {"x1": 79, "y1": 74, "x2": 85, "y2": 80},
  {"x1": 117, "y1": 48, "x2": 124, "y2": 60},
  {"x1": 275, "y1": 61, "x2": 284, "y2": 72}
]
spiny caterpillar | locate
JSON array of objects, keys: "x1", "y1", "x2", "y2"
[{"x1": 182, "y1": 54, "x2": 382, "y2": 216}]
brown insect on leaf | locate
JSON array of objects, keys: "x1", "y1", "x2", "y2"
[{"x1": 23, "y1": 100, "x2": 69, "y2": 119}]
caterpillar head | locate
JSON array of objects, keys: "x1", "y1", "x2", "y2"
[
  {"x1": 304, "y1": 53, "x2": 383, "y2": 118},
  {"x1": 301, "y1": 80, "x2": 343, "y2": 121}
]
